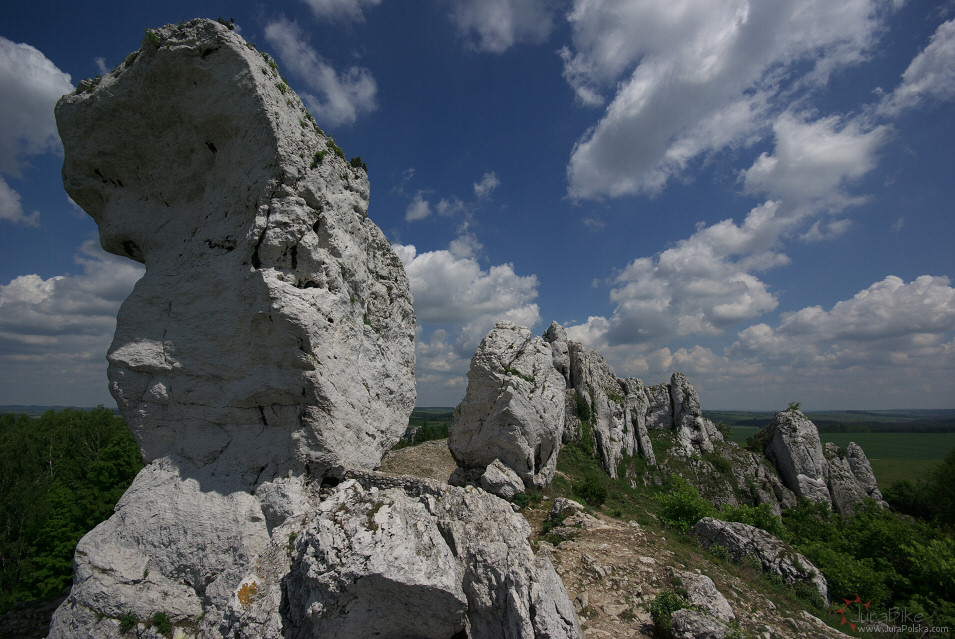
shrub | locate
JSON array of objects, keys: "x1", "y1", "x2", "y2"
[
  {"x1": 349, "y1": 156, "x2": 367, "y2": 171},
  {"x1": 656, "y1": 476, "x2": 716, "y2": 531},
  {"x1": 647, "y1": 589, "x2": 687, "y2": 636},
  {"x1": 573, "y1": 471, "x2": 607, "y2": 506},
  {"x1": 152, "y1": 612, "x2": 172, "y2": 636},
  {"x1": 119, "y1": 613, "x2": 138, "y2": 633},
  {"x1": 721, "y1": 503, "x2": 786, "y2": 538}
]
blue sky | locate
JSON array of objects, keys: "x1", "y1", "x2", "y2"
[{"x1": 1, "y1": 0, "x2": 954, "y2": 410}]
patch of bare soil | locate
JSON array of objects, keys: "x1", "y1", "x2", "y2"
[
  {"x1": 529, "y1": 509, "x2": 850, "y2": 639},
  {"x1": 375, "y1": 440, "x2": 849, "y2": 639},
  {"x1": 377, "y1": 438, "x2": 457, "y2": 482}
]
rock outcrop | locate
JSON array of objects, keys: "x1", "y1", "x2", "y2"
[
  {"x1": 56, "y1": 18, "x2": 415, "y2": 484},
  {"x1": 225, "y1": 475, "x2": 581, "y2": 639},
  {"x1": 449, "y1": 321, "x2": 566, "y2": 488},
  {"x1": 50, "y1": 20, "x2": 578, "y2": 639},
  {"x1": 752, "y1": 409, "x2": 885, "y2": 514},
  {"x1": 845, "y1": 442, "x2": 887, "y2": 507},
  {"x1": 759, "y1": 409, "x2": 832, "y2": 505},
  {"x1": 454, "y1": 321, "x2": 723, "y2": 481},
  {"x1": 671, "y1": 569, "x2": 735, "y2": 623},
  {"x1": 481, "y1": 458, "x2": 526, "y2": 500},
  {"x1": 692, "y1": 517, "x2": 829, "y2": 605},
  {"x1": 670, "y1": 372, "x2": 723, "y2": 455}
]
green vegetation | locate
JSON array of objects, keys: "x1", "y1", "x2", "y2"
[
  {"x1": 142, "y1": 29, "x2": 161, "y2": 48},
  {"x1": 392, "y1": 408, "x2": 454, "y2": 450},
  {"x1": 784, "y1": 499, "x2": 955, "y2": 628},
  {"x1": 883, "y1": 446, "x2": 955, "y2": 528},
  {"x1": 349, "y1": 156, "x2": 367, "y2": 171},
  {"x1": 0, "y1": 407, "x2": 143, "y2": 611},
  {"x1": 216, "y1": 16, "x2": 236, "y2": 30},
  {"x1": 537, "y1": 417, "x2": 955, "y2": 635},
  {"x1": 310, "y1": 149, "x2": 327, "y2": 168},
  {"x1": 326, "y1": 138, "x2": 345, "y2": 160},
  {"x1": 647, "y1": 588, "x2": 687, "y2": 635}
]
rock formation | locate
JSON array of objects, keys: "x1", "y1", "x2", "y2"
[
  {"x1": 50, "y1": 20, "x2": 579, "y2": 639},
  {"x1": 449, "y1": 321, "x2": 566, "y2": 488},
  {"x1": 759, "y1": 409, "x2": 832, "y2": 505},
  {"x1": 825, "y1": 442, "x2": 888, "y2": 515},
  {"x1": 453, "y1": 321, "x2": 725, "y2": 482},
  {"x1": 692, "y1": 517, "x2": 829, "y2": 605},
  {"x1": 752, "y1": 409, "x2": 886, "y2": 514},
  {"x1": 227, "y1": 475, "x2": 581, "y2": 639},
  {"x1": 670, "y1": 372, "x2": 723, "y2": 454},
  {"x1": 56, "y1": 18, "x2": 415, "y2": 484},
  {"x1": 671, "y1": 569, "x2": 735, "y2": 624}
]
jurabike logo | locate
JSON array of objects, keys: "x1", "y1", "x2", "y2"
[{"x1": 837, "y1": 594, "x2": 950, "y2": 635}]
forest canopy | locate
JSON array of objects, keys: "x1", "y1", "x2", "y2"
[{"x1": 0, "y1": 407, "x2": 143, "y2": 610}]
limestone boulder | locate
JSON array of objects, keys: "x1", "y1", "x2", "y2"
[
  {"x1": 48, "y1": 458, "x2": 274, "y2": 638},
  {"x1": 846, "y1": 442, "x2": 887, "y2": 507},
  {"x1": 692, "y1": 517, "x2": 828, "y2": 605},
  {"x1": 825, "y1": 443, "x2": 869, "y2": 516},
  {"x1": 225, "y1": 474, "x2": 582, "y2": 638},
  {"x1": 50, "y1": 18, "x2": 416, "y2": 638},
  {"x1": 645, "y1": 382, "x2": 673, "y2": 430},
  {"x1": 543, "y1": 321, "x2": 571, "y2": 384},
  {"x1": 481, "y1": 458, "x2": 527, "y2": 500},
  {"x1": 670, "y1": 608, "x2": 729, "y2": 639},
  {"x1": 670, "y1": 372, "x2": 723, "y2": 455},
  {"x1": 449, "y1": 321, "x2": 566, "y2": 488},
  {"x1": 622, "y1": 378, "x2": 656, "y2": 466},
  {"x1": 671, "y1": 569, "x2": 735, "y2": 623},
  {"x1": 565, "y1": 342, "x2": 634, "y2": 477},
  {"x1": 282, "y1": 481, "x2": 468, "y2": 639},
  {"x1": 55, "y1": 18, "x2": 415, "y2": 485},
  {"x1": 825, "y1": 442, "x2": 887, "y2": 515},
  {"x1": 759, "y1": 409, "x2": 832, "y2": 506}
]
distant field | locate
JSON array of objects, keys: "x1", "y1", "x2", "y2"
[{"x1": 725, "y1": 425, "x2": 955, "y2": 487}]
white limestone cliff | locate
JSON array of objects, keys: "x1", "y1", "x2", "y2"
[{"x1": 56, "y1": 19, "x2": 416, "y2": 485}]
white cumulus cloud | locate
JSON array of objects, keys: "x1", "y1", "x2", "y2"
[
  {"x1": 741, "y1": 113, "x2": 890, "y2": 210},
  {"x1": 0, "y1": 241, "x2": 144, "y2": 405},
  {"x1": 395, "y1": 241, "x2": 541, "y2": 404},
  {"x1": 880, "y1": 18, "x2": 955, "y2": 116},
  {"x1": 448, "y1": 0, "x2": 558, "y2": 53},
  {"x1": 299, "y1": 0, "x2": 381, "y2": 22},
  {"x1": 264, "y1": 17, "x2": 377, "y2": 127},
  {"x1": 562, "y1": 0, "x2": 897, "y2": 200},
  {"x1": 0, "y1": 37, "x2": 72, "y2": 175},
  {"x1": 0, "y1": 176, "x2": 39, "y2": 226}
]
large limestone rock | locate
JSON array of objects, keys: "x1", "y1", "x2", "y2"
[
  {"x1": 622, "y1": 377, "x2": 656, "y2": 466},
  {"x1": 282, "y1": 482, "x2": 468, "y2": 638},
  {"x1": 693, "y1": 517, "x2": 828, "y2": 605},
  {"x1": 449, "y1": 321, "x2": 566, "y2": 488},
  {"x1": 671, "y1": 569, "x2": 735, "y2": 623},
  {"x1": 846, "y1": 442, "x2": 887, "y2": 507},
  {"x1": 759, "y1": 409, "x2": 832, "y2": 505},
  {"x1": 50, "y1": 18, "x2": 416, "y2": 638},
  {"x1": 226, "y1": 475, "x2": 582, "y2": 639},
  {"x1": 825, "y1": 442, "x2": 887, "y2": 515},
  {"x1": 56, "y1": 18, "x2": 415, "y2": 484},
  {"x1": 644, "y1": 382, "x2": 673, "y2": 430},
  {"x1": 670, "y1": 372, "x2": 723, "y2": 455},
  {"x1": 566, "y1": 342, "x2": 635, "y2": 477}
]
